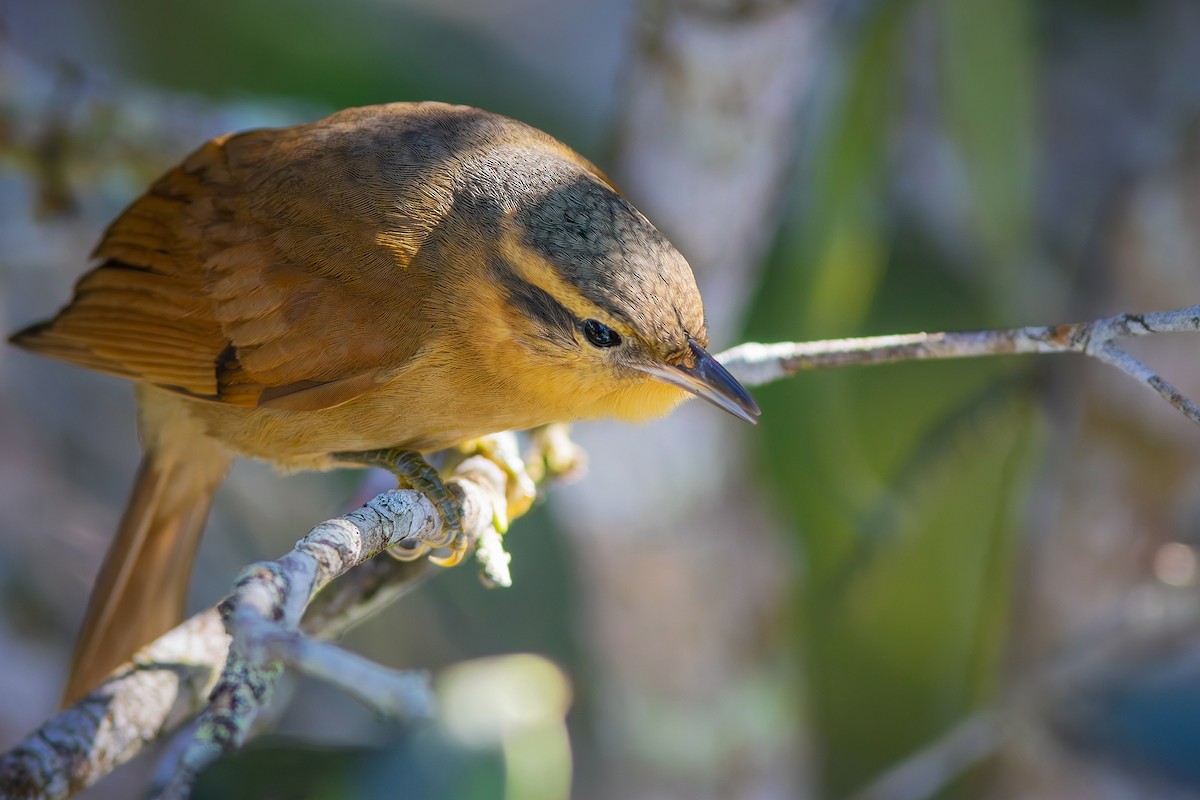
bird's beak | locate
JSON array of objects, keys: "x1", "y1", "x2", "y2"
[{"x1": 635, "y1": 338, "x2": 761, "y2": 425}]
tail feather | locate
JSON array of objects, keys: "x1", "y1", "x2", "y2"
[{"x1": 62, "y1": 436, "x2": 231, "y2": 705}]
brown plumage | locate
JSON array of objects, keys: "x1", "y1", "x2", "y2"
[{"x1": 11, "y1": 102, "x2": 759, "y2": 704}]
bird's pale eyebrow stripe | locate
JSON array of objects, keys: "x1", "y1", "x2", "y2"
[
  {"x1": 489, "y1": 256, "x2": 578, "y2": 343},
  {"x1": 498, "y1": 223, "x2": 637, "y2": 339},
  {"x1": 519, "y1": 190, "x2": 635, "y2": 326},
  {"x1": 575, "y1": 283, "x2": 634, "y2": 327}
]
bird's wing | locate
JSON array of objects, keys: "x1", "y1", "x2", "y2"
[{"x1": 13, "y1": 104, "x2": 470, "y2": 411}]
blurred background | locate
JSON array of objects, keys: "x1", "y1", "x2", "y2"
[{"x1": 3, "y1": 0, "x2": 1200, "y2": 798}]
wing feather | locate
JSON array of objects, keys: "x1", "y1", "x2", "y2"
[{"x1": 12, "y1": 103, "x2": 489, "y2": 409}]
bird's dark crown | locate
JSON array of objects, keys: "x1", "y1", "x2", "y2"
[{"x1": 460, "y1": 148, "x2": 707, "y2": 364}]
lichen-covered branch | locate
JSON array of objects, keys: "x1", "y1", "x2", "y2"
[
  {"x1": 5, "y1": 305, "x2": 1200, "y2": 799},
  {"x1": 720, "y1": 305, "x2": 1200, "y2": 426},
  {"x1": 0, "y1": 612, "x2": 228, "y2": 800},
  {"x1": 0, "y1": 443, "x2": 518, "y2": 800}
]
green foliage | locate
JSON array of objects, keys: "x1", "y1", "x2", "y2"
[
  {"x1": 937, "y1": 0, "x2": 1038, "y2": 313},
  {"x1": 747, "y1": 0, "x2": 1042, "y2": 793},
  {"x1": 194, "y1": 733, "x2": 506, "y2": 800},
  {"x1": 106, "y1": 0, "x2": 584, "y2": 144}
]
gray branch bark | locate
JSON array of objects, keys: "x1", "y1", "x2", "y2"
[{"x1": 4, "y1": 305, "x2": 1200, "y2": 798}]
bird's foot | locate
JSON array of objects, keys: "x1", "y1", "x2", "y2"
[
  {"x1": 453, "y1": 426, "x2": 583, "y2": 534},
  {"x1": 336, "y1": 449, "x2": 468, "y2": 566},
  {"x1": 337, "y1": 430, "x2": 578, "y2": 573}
]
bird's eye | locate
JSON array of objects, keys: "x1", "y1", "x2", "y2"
[{"x1": 582, "y1": 319, "x2": 621, "y2": 348}]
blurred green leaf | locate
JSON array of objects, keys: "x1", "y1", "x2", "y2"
[
  {"x1": 937, "y1": 0, "x2": 1037, "y2": 312},
  {"x1": 745, "y1": 0, "x2": 1046, "y2": 793},
  {"x1": 106, "y1": 0, "x2": 582, "y2": 143},
  {"x1": 194, "y1": 732, "x2": 506, "y2": 800},
  {"x1": 773, "y1": 0, "x2": 915, "y2": 339}
]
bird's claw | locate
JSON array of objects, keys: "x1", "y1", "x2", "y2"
[
  {"x1": 338, "y1": 433, "x2": 553, "y2": 573},
  {"x1": 425, "y1": 491, "x2": 469, "y2": 567},
  {"x1": 336, "y1": 448, "x2": 468, "y2": 566},
  {"x1": 390, "y1": 450, "x2": 467, "y2": 566}
]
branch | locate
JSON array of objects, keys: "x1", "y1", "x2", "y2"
[
  {"x1": 5, "y1": 306, "x2": 1200, "y2": 798},
  {"x1": 0, "y1": 442, "x2": 520, "y2": 800},
  {"x1": 847, "y1": 600, "x2": 1200, "y2": 800},
  {"x1": 847, "y1": 711, "x2": 1009, "y2": 800},
  {"x1": 719, "y1": 305, "x2": 1200, "y2": 426}
]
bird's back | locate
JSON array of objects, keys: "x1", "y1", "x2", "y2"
[{"x1": 12, "y1": 103, "x2": 605, "y2": 414}]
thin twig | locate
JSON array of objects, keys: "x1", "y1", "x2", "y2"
[
  {"x1": 155, "y1": 452, "x2": 511, "y2": 800},
  {"x1": 848, "y1": 712, "x2": 1009, "y2": 800},
  {"x1": 0, "y1": 444, "x2": 519, "y2": 800},
  {"x1": 846, "y1": 599, "x2": 1200, "y2": 800},
  {"x1": 6, "y1": 306, "x2": 1200, "y2": 799},
  {"x1": 719, "y1": 305, "x2": 1200, "y2": 427}
]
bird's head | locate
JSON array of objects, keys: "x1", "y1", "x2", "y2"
[{"x1": 470, "y1": 163, "x2": 760, "y2": 426}]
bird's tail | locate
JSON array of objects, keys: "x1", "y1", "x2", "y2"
[{"x1": 62, "y1": 424, "x2": 231, "y2": 705}]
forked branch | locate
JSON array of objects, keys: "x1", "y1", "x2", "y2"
[
  {"x1": 721, "y1": 305, "x2": 1200, "y2": 426},
  {"x1": 3, "y1": 305, "x2": 1200, "y2": 800},
  {"x1": 0, "y1": 445, "x2": 520, "y2": 800}
]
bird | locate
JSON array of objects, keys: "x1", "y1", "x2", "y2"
[{"x1": 9, "y1": 101, "x2": 761, "y2": 705}]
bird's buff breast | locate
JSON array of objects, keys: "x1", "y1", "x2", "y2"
[
  {"x1": 165, "y1": 367, "x2": 686, "y2": 472},
  {"x1": 175, "y1": 385, "x2": 553, "y2": 471}
]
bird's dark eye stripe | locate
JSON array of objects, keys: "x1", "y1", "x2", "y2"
[
  {"x1": 582, "y1": 319, "x2": 621, "y2": 348},
  {"x1": 490, "y1": 257, "x2": 576, "y2": 343}
]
